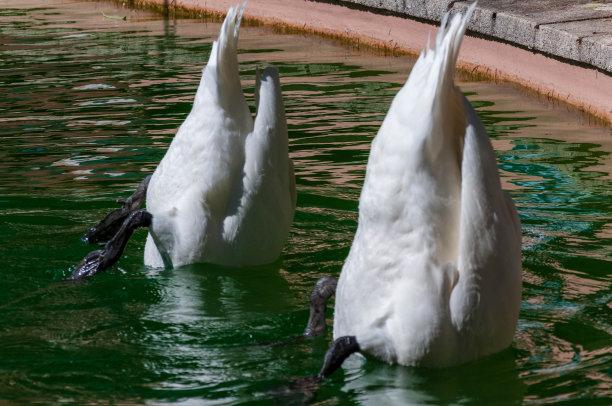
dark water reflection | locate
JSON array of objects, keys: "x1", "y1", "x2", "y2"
[{"x1": 0, "y1": 0, "x2": 610, "y2": 404}]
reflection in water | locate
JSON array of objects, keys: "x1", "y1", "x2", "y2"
[
  {"x1": 140, "y1": 263, "x2": 301, "y2": 394},
  {"x1": 0, "y1": 0, "x2": 610, "y2": 404},
  {"x1": 341, "y1": 350, "x2": 527, "y2": 405}
]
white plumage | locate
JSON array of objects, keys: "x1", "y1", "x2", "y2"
[
  {"x1": 144, "y1": 3, "x2": 296, "y2": 268},
  {"x1": 333, "y1": 3, "x2": 522, "y2": 367}
]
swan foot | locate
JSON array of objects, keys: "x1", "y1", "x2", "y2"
[
  {"x1": 304, "y1": 276, "x2": 338, "y2": 337},
  {"x1": 83, "y1": 175, "x2": 152, "y2": 243},
  {"x1": 317, "y1": 336, "x2": 360, "y2": 380},
  {"x1": 69, "y1": 210, "x2": 152, "y2": 280}
]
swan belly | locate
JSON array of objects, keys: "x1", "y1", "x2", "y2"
[
  {"x1": 144, "y1": 164, "x2": 216, "y2": 268},
  {"x1": 143, "y1": 178, "x2": 294, "y2": 268},
  {"x1": 333, "y1": 230, "x2": 460, "y2": 367},
  {"x1": 334, "y1": 209, "x2": 521, "y2": 367},
  {"x1": 144, "y1": 198, "x2": 211, "y2": 268}
]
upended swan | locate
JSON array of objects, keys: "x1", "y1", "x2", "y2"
[
  {"x1": 69, "y1": 3, "x2": 295, "y2": 279},
  {"x1": 304, "y1": 3, "x2": 522, "y2": 378}
]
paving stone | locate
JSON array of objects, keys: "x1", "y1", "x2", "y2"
[{"x1": 340, "y1": 0, "x2": 612, "y2": 72}]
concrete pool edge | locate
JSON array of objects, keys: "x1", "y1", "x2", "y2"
[{"x1": 120, "y1": 0, "x2": 612, "y2": 124}]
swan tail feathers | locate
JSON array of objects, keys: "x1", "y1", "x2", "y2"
[
  {"x1": 198, "y1": 2, "x2": 247, "y2": 108},
  {"x1": 408, "y1": 2, "x2": 476, "y2": 101},
  {"x1": 386, "y1": 2, "x2": 476, "y2": 147},
  {"x1": 433, "y1": 1, "x2": 476, "y2": 99},
  {"x1": 409, "y1": 1, "x2": 476, "y2": 161},
  {"x1": 236, "y1": 0, "x2": 247, "y2": 38}
]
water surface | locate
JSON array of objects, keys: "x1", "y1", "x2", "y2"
[{"x1": 0, "y1": 1, "x2": 610, "y2": 404}]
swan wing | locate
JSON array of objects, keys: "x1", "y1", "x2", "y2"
[
  {"x1": 450, "y1": 97, "x2": 522, "y2": 356},
  {"x1": 222, "y1": 67, "x2": 296, "y2": 265}
]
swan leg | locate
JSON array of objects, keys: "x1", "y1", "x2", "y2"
[
  {"x1": 304, "y1": 276, "x2": 338, "y2": 337},
  {"x1": 83, "y1": 175, "x2": 152, "y2": 243},
  {"x1": 317, "y1": 336, "x2": 360, "y2": 380},
  {"x1": 251, "y1": 276, "x2": 336, "y2": 346},
  {"x1": 68, "y1": 210, "x2": 152, "y2": 280}
]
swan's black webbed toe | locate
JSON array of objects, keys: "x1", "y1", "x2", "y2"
[
  {"x1": 304, "y1": 276, "x2": 338, "y2": 337},
  {"x1": 69, "y1": 210, "x2": 152, "y2": 281},
  {"x1": 84, "y1": 175, "x2": 151, "y2": 243},
  {"x1": 69, "y1": 249, "x2": 106, "y2": 280},
  {"x1": 317, "y1": 335, "x2": 360, "y2": 380}
]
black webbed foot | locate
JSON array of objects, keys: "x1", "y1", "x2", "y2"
[
  {"x1": 317, "y1": 335, "x2": 360, "y2": 380},
  {"x1": 69, "y1": 210, "x2": 152, "y2": 281},
  {"x1": 69, "y1": 249, "x2": 106, "y2": 280},
  {"x1": 304, "y1": 276, "x2": 338, "y2": 337},
  {"x1": 250, "y1": 276, "x2": 338, "y2": 348},
  {"x1": 84, "y1": 175, "x2": 152, "y2": 243}
]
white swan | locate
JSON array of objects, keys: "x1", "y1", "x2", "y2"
[
  {"x1": 143, "y1": 3, "x2": 295, "y2": 269},
  {"x1": 309, "y1": 3, "x2": 522, "y2": 376},
  {"x1": 70, "y1": 2, "x2": 295, "y2": 278}
]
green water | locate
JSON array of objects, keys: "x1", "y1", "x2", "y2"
[{"x1": 1, "y1": 1, "x2": 610, "y2": 404}]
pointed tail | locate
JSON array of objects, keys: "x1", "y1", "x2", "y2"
[
  {"x1": 429, "y1": 1, "x2": 476, "y2": 99},
  {"x1": 395, "y1": 1, "x2": 477, "y2": 163},
  {"x1": 197, "y1": 1, "x2": 248, "y2": 108}
]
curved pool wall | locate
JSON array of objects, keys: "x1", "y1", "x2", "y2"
[
  {"x1": 338, "y1": 0, "x2": 612, "y2": 73},
  {"x1": 123, "y1": 0, "x2": 612, "y2": 124}
]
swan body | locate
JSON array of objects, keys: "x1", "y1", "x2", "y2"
[
  {"x1": 333, "y1": 3, "x2": 522, "y2": 367},
  {"x1": 144, "y1": 4, "x2": 296, "y2": 268}
]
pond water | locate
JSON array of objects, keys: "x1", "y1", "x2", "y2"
[{"x1": 1, "y1": 1, "x2": 610, "y2": 404}]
